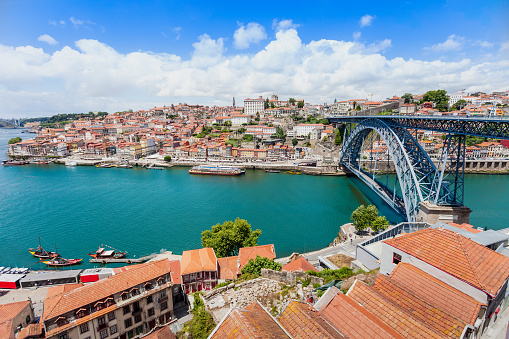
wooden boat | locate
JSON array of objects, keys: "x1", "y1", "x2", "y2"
[
  {"x1": 3, "y1": 160, "x2": 29, "y2": 166},
  {"x1": 28, "y1": 237, "x2": 60, "y2": 259},
  {"x1": 88, "y1": 246, "x2": 127, "y2": 259},
  {"x1": 265, "y1": 169, "x2": 280, "y2": 173},
  {"x1": 41, "y1": 258, "x2": 82, "y2": 267}
]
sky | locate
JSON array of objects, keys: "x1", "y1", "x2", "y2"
[{"x1": 0, "y1": 0, "x2": 508, "y2": 118}]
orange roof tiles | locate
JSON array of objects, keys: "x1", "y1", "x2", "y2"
[
  {"x1": 217, "y1": 256, "x2": 238, "y2": 280},
  {"x1": 143, "y1": 326, "x2": 177, "y2": 339},
  {"x1": 278, "y1": 299, "x2": 346, "y2": 338},
  {"x1": 210, "y1": 301, "x2": 290, "y2": 338},
  {"x1": 238, "y1": 244, "x2": 276, "y2": 274},
  {"x1": 43, "y1": 259, "x2": 173, "y2": 321},
  {"x1": 181, "y1": 248, "x2": 217, "y2": 275},
  {"x1": 17, "y1": 323, "x2": 43, "y2": 339},
  {"x1": 282, "y1": 257, "x2": 318, "y2": 273},
  {"x1": 448, "y1": 222, "x2": 482, "y2": 234},
  {"x1": 0, "y1": 301, "x2": 31, "y2": 339},
  {"x1": 371, "y1": 275, "x2": 468, "y2": 337},
  {"x1": 348, "y1": 281, "x2": 447, "y2": 338},
  {"x1": 390, "y1": 263, "x2": 484, "y2": 325},
  {"x1": 319, "y1": 293, "x2": 404, "y2": 339},
  {"x1": 383, "y1": 227, "x2": 509, "y2": 296}
]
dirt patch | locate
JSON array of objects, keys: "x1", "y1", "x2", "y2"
[
  {"x1": 326, "y1": 253, "x2": 355, "y2": 268},
  {"x1": 340, "y1": 269, "x2": 380, "y2": 290}
]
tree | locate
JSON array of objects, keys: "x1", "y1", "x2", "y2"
[
  {"x1": 402, "y1": 93, "x2": 413, "y2": 104},
  {"x1": 335, "y1": 132, "x2": 342, "y2": 145},
  {"x1": 351, "y1": 205, "x2": 378, "y2": 232},
  {"x1": 201, "y1": 218, "x2": 262, "y2": 258},
  {"x1": 243, "y1": 134, "x2": 254, "y2": 142},
  {"x1": 163, "y1": 156, "x2": 172, "y2": 162},
  {"x1": 292, "y1": 138, "x2": 298, "y2": 146},
  {"x1": 453, "y1": 99, "x2": 467, "y2": 111},
  {"x1": 241, "y1": 255, "x2": 282, "y2": 276},
  {"x1": 372, "y1": 216, "x2": 390, "y2": 233},
  {"x1": 187, "y1": 292, "x2": 216, "y2": 339},
  {"x1": 265, "y1": 98, "x2": 270, "y2": 109},
  {"x1": 297, "y1": 101, "x2": 304, "y2": 108},
  {"x1": 8, "y1": 137, "x2": 22, "y2": 144},
  {"x1": 423, "y1": 89, "x2": 448, "y2": 112},
  {"x1": 288, "y1": 98, "x2": 296, "y2": 106}
]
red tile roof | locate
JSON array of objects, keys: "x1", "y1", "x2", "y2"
[
  {"x1": 278, "y1": 299, "x2": 346, "y2": 338},
  {"x1": 143, "y1": 326, "x2": 177, "y2": 339},
  {"x1": 217, "y1": 256, "x2": 238, "y2": 280},
  {"x1": 0, "y1": 301, "x2": 31, "y2": 339},
  {"x1": 181, "y1": 248, "x2": 217, "y2": 275},
  {"x1": 383, "y1": 227, "x2": 509, "y2": 296},
  {"x1": 372, "y1": 275, "x2": 468, "y2": 337},
  {"x1": 390, "y1": 263, "x2": 485, "y2": 325},
  {"x1": 210, "y1": 301, "x2": 290, "y2": 338},
  {"x1": 282, "y1": 257, "x2": 318, "y2": 273},
  {"x1": 319, "y1": 293, "x2": 404, "y2": 339},
  {"x1": 238, "y1": 244, "x2": 276, "y2": 274}
]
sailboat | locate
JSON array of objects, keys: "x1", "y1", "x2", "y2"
[{"x1": 28, "y1": 237, "x2": 60, "y2": 259}]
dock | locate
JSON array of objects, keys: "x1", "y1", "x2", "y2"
[{"x1": 89, "y1": 253, "x2": 157, "y2": 264}]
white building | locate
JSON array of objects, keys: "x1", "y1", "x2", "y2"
[
  {"x1": 244, "y1": 97, "x2": 265, "y2": 116},
  {"x1": 231, "y1": 115, "x2": 252, "y2": 126},
  {"x1": 448, "y1": 90, "x2": 467, "y2": 106},
  {"x1": 294, "y1": 124, "x2": 325, "y2": 138},
  {"x1": 245, "y1": 126, "x2": 277, "y2": 139}
]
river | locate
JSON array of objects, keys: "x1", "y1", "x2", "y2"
[{"x1": 0, "y1": 128, "x2": 507, "y2": 269}]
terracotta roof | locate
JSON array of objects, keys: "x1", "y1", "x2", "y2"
[
  {"x1": 238, "y1": 244, "x2": 276, "y2": 274},
  {"x1": 278, "y1": 299, "x2": 346, "y2": 338},
  {"x1": 383, "y1": 227, "x2": 509, "y2": 296},
  {"x1": 0, "y1": 301, "x2": 31, "y2": 339},
  {"x1": 181, "y1": 248, "x2": 217, "y2": 275},
  {"x1": 17, "y1": 323, "x2": 43, "y2": 339},
  {"x1": 348, "y1": 280, "x2": 456, "y2": 338},
  {"x1": 372, "y1": 275, "x2": 468, "y2": 337},
  {"x1": 217, "y1": 256, "x2": 239, "y2": 280},
  {"x1": 143, "y1": 326, "x2": 177, "y2": 339},
  {"x1": 390, "y1": 263, "x2": 485, "y2": 325},
  {"x1": 43, "y1": 259, "x2": 173, "y2": 321},
  {"x1": 319, "y1": 293, "x2": 404, "y2": 339},
  {"x1": 46, "y1": 283, "x2": 83, "y2": 299},
  {"x1": 210, "y1": 301, "x2": 290, "y2": 338},
  {"x1": 448, "y1": 222, "x2": 482, "y2": 234},
  {"x1": 282, "y1": 257, "x2": 318, "y2": 273}
]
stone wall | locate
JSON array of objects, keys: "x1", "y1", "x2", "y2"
[{"x1": 261, "y1": 268, "x2": 324, "y2": 286}]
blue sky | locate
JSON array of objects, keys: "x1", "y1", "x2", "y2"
[{"x1": 0, "y1": 0, "x2": 508, "y2": 117}]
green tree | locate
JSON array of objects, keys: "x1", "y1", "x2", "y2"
[
  {"x1": 275, "y1": 127, "x2": 286, "y2": 140},
  {"x1": 187, "y1": 293, "x2": 215, "y2": 339},
  {"x1": 8, "y1": 137, "x2": 22, "y2": 144},
  {"x1": 288, "y1": 98, "x2": 296, "y2": 106},
  {"x1": 422, "y1": 89, "x2": 448, "y2": 112},
  {"x1": 351, "y1": 205, "x2": 378, "y2": 232},
  {"x1": 237, "y1": 127, "x2": 246, "y2": 135},
  {"x1": 163, "y1": 156, "x2": 172, "y2": 162},
  {"x1": 243, "y1": 134, "x2": 254, "y2": 142},
  {"x1": 372, "y1": 216, "x2": 390, "y2": 233},
  {"x1": 402, "y1": 93, "x2": 413, "y2": 104},
  {"x1": 201, "y1": 218, "x2": 262, "y2": 258},
  {"x1": 452, "y1": 99, "x2": 467, "y2": 111},
  {"x1": 241, "y1": 255, "x2": 282, "y2": 276},
  {"x1": 292, "y1": 138, "x2": 298, "y2": 146},
  {"x1": 305, "y1": 141, "x2": 311, "y2": 147},
  {"x1": 265, "y1": 98, "x2": 270, "y2": 109},
  {"x1": 297, "y1": 101, "x2": 304, "y2": 108}
]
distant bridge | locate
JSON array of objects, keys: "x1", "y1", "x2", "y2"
[{"x1": 327, "y1": 115, "x2": 509, "y2": 222}]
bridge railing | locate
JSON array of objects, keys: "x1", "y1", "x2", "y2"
[
  {"x1": 328, "y1": 112, "x2": 509, "y2": 120},
  {"x1": 355, "y1": 222, "x2": 431, "y2": 270}
]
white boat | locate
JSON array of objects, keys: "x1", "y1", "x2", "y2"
[{"x1": 65, "y1": 161, "x2": 77, "y2": 166}]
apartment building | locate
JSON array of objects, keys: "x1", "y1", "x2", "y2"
[
  {"x1": 243, "y1": 97, "x2": 265, "y2": 116},
  {"x1": 181, "y1": 248, "x2": 218, "y2": 294},
  {"x1": 42, "y1": 259, "x2": 180, "y2": 339}
]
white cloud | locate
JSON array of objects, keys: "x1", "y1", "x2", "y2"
[
  {"x1": 37, "y1": 34, "x2": 58, "y2": 45},
  {"x1": 0, "y1": 28, "x2": 508, "y2": 117},
  {"x1": 474, "y1": 40, "x2": 494, "y2": 48},
  {"x1": 428, "y1": 34, "x2": 464, "y2": 52},
  {"x1": 172, "y1": 27, "x2": 182, "y2": 40},
  {"x1": 272, "y1": 19, "x2": 299, "y2": 31},
  {"x1": 353, "y1": 32, "x2": 361, "y2": 40},
  {"x1": 69, "y1": 16, "x2": 95, "y2": 29},
  {"x1": 360, "y1": 15, "x2": 375, "y2": 28},
  {"x1": 233, "y1": 22, "x2": 267, "y2": 49},
  {"x1": 500, "y1": 41, "x2": 509, "y2": 51}
]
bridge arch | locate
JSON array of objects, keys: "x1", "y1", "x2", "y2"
[{"x1": 340, "y1": 118, "x2": 442, "y2": 222}]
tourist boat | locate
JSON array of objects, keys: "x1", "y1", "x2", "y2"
[
  {"x1": 96, "y1": 163, "x2": 112, "y2": 168},
  {"x1": 65, "y1": 161, "x2": 77, "y2": 166},
  {"x1": 37, "y1": 161, "x2": 49, "y2": 165},
  {"x1": 116, "y1": 163, "x2": 132, "y2": 168},
  {"x1": 88, "y1": 246, "x2": 127, "y2": 259},
  {"x1": 147, "y1": 166, "x2": 164, "y2": 170},
  {"x1": 265, "y1": 169, "x2": 280, "y2": 173},
  {"x1": 41, "y1": 257, "x2": 82, "y2": 267},
  {"x1": 2, "y1": 160, "x2": 29, "y2": 166},
  {"x1": 189, "y1": 165, "x2": 245, "y2": 176},
  {"x1": 28, "y1": 237, "x2": 60, "y2": 259}
]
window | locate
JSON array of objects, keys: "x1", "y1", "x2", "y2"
[
  {"x1": 79, "y1": 323, "x2": 89, "y2": 334},
  {"x1": 136, "y1": 326, "x2": 143, "y2": 335},
  {"x1": 159, "y1": 315, "x2": 165, "y2": 324},
  {"x1": 161, "y1": 301, "x2": 168, "y2": 311},
  {"x1": 106, "y1": 299, "x2": 115, "y2": 307},
  {"x1": 197, "y1": 272, "x2": 202, "y2": 279},
  {"x1": 124, "y1": 318, "x2": 133, "y2": 328},
  {"x1": 131, "y1": 288, "x2": 138, "y2": 297},
  {"x1": 133, "y1": 301, "x2": 140, "y2": 312},
  {"x1": 148, "y1": 308, "x2": 155, "y2": 317},
  {"x1": 107, "y1": 312, "x2": 115, "y2": 321},
  {"x1": 26, "y1": 315, "x2": 30, "y2": 324},
  {"x1": 158, "y1": 277, "x2": 166, "y2": 285},
  {"x1": 134, "y1": 314, "x2": 142, "y2": 323},
  {"x1": 98, "y1": 316, "x2": 106, "y2": 327},
  {"x1": 393, "y1": 252, "x2": 402, "y2": 265},
  {"x1": 121, "y1": 292, "x2": 129, "y2": 300},
  {"x1": 147, "y1": 295, "x2": 153, "y2": 304},
  {"x1": 58, "y1": 333, "x2": 68, "y2": 339},
  {"x1": 56, "y1": 318, "x2": 67, "y2": 326},
  {"x1": 100, "y1": 329, "x2": 108, "y2": 338},
  {"x1": 145, "y1": 282, "x2": 153, "y2": 291},
  {"x1": 123, "y1": 305, "x2": 130, "y2": 315},
  {"x1": 95, "y1": 303, "x2": 104, "y2": 312},
  {"x1": 110, "y1": 324, "x2": 118, "y2": 334},
  {"x1": 77, "y1": 309, "x2": 87, "y2": 318},
  {"x1": 159, "y1": 290, "x2": 166, "y2": 298}
]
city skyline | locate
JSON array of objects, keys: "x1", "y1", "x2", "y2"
[{"x1": 1, "y1": 0, "x2": 508, "y2": 118}]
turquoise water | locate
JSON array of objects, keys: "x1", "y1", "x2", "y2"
[{"x1": 0, "y1": 128, "x2": 508, "y2": 269}]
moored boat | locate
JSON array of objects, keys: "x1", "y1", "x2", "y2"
[
  {"x1": 3, "y1": 160, "x2": 29, "y2": 166},
  {"x1": 41, "y1": 258, "x2": 82, "y2": 267},
  {"x1": 88, "y1": 246, "x2": 127, "y2": 259},
  {"x1": 189, "y1": 165, "x2": 245, "y2": 176},
  {"x1": 28, "y1": 237, "x2": 60, "y2": 259},
  {"x1": 65, "y1": 161, "x2": 77, "y2": 166},
  {"x1": 265, "y1": 169, "x2": 280, "y2": 173}
]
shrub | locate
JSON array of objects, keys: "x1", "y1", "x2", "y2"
[{"x1": 241, "y1": 255, "x2": 282, "y2": 276}]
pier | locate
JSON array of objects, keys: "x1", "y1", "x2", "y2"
[{"x1": 89, "y1": 253, "x2": 157, "y2": 264}]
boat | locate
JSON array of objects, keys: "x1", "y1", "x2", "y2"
[
  {"x1": 37, "y1": 161, "x2": 49, "y2": 165},
  {"x1": 285, "y1": 171, "x2": 302, "y2": 175},
  {"x1": 28, "y1": 237, "x2": 60, "y2": 259},
  {"x1": 88, "y1": 245, "x2": 127, "y2": 259},
  {"x1": 147, "y1": 166, "x2": 164, "y2": 170},
  {"x1": 2, "y1": 160, "x2": 29, "y2": 166},
  {"x1": 265, "y1": 169, "x2": 280, "y2": 173},
  {"x1": 65, "y1": 161, "x2": 77, "y2": 166},
  {"x1": 189, "y1": 165, "x2": 245, "y2": 176},
  {"x1": 41, "y1": 258, "x2": 82, "y2": 267},
  {"x1": 96, "y1": 163, "x2": 112, "y2": 168},
  {"x1": 116, "y1": 163, "x2": 133, "y2": 168}
]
